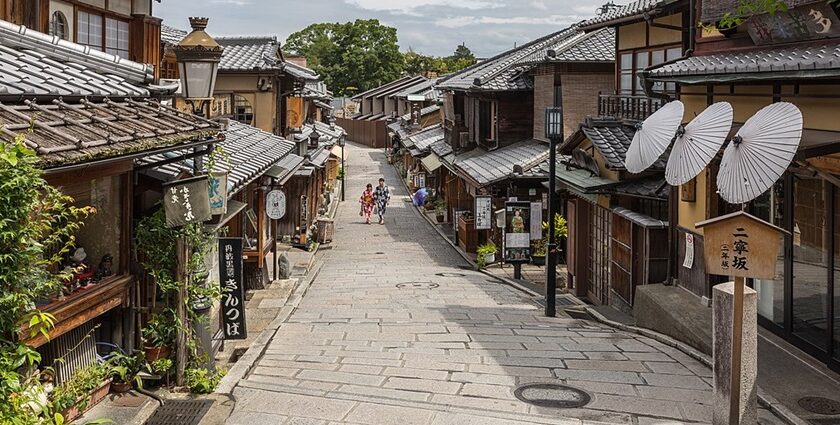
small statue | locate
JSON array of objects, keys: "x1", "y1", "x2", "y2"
[
  {"x1": 277, "y1": 253, "x2": 290, "y2": 280},
  {"x1": 96, "y1": 254, "x2": 114, "y2": 280},
  {"x1": 69, "y1": 248, "x2": 95, "y2": 288}
]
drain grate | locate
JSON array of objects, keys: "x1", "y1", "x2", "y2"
[
  {"x1": 514, "y1": 383, "x2": 591, "y2": 408},
  {"x1": 396, "y1": 282, "x2": 439, "y2": 290},
  {"x1": 436, "y1": 272, "x2": 466, "y2": 277},
  {"x1": 799, "y1": 397, "x2": 840, "y2": 416},
  {"x1": 145, "y1": 399, "x2": 213, "y2": 425}
]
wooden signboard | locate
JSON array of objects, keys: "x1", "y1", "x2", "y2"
[
  {"x1": 219, "y1": 237, "x2": 247, "y2": 340},
  {"x1": 695, "y1": 211, "x2": 787, "y2": 280},
  {"x1": 287, "y1": 96, "x2": 304, "y2": 130},
  {"x1": 162, "y1": 176, "x2": 212, "y2": 228},
  {"x1": 747, "y1": 2, "x2": 840, "y2": 46},
  {"x1": 474, "y1": 196, "x2": 493, "y2": 230}
]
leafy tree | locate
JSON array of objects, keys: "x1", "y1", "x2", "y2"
[
  {"x1": 284, "y1": 20, "x2": 404, "y2": 96},
  {"x1": 402, "y1": 44, "x2": 477, "y2": 77},
  {"x1": 0, "y1": 134, "x2": 93, "y2": 423}
]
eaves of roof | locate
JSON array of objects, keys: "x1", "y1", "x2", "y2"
[{"x1": 351, "y1": 75, "x2": 421, "y2": 100}]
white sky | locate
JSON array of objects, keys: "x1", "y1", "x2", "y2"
[{"x1": 156, "y1": 0, "x2": 608, "y2": 58}]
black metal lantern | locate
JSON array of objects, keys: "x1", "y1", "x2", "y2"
[
  {"x1": 173, "y1": 17, "x2": 223, "y2": 115},
  {"x1": 545, "y1": 107, "x2": 564, "y2": 140},
  {"x1": 308, "y1": 129, "x2": 321, "y2": 149}
]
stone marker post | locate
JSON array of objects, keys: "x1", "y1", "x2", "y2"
[
  {"x1": 713, "y1": 281, "x2": 757, "y2": 425},
  {"x1": 696, "y1": 212, "x2": 787, "y2": 425}
]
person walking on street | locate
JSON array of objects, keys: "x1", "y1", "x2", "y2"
[
  {"x1": 374, "y1": 178, "x2": 391, "y2": 225},
  {"x1": 360, "y1": 184, "x2": 375, "y2": 224}
]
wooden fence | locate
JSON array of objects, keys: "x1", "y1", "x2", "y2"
[{"x1": 336, "y1": 117, "x2": 388, "y2": 149}]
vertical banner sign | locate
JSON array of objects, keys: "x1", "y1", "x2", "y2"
[
  {"x1": 474, "y1": 196, "x2": 493, "y2": 230},
  {"x1": 163, "y1": 176, "x2": 212, "y2": 228},
  {"x1": 287, "y1": 96, "x2": 304, "y2": 129},
  {"x1": 683, "y1": 233, "x2": 695, "y2": 269},
  {"x1": 504, "y1": 201, "x2": 531, "y2": 263},
  {"x1": 530, "y1": 202, "x2": 543, "y2": 240},
  {"x1": 219, "y1": 237, "x2": 247, "y2": 340},
  {"x1": 208, "y1": 172, "x2": 229, "y2": 215}
]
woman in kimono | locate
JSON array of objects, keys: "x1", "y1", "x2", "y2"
[{"x1": 359, "y1": 183, "x2": 375, "y2": 224}]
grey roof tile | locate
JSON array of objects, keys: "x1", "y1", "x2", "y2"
[
  {"x1": 0, "y1": 19, "x2": 152, "y2": 97},
  {"x1": 406, "y1": 125, "x2": 444, "y2": 153},
  {"x1": 140, "y1": 120, "x2": 296, "y2": 195},
  {"x1": 437, "y1": 24, "x2": 613, "y2": 92},
  {"x1": 217, "y1": 36, "x2": 279, "y2": 71},
  {"x1": 646, "y1": 41, "x2": 840, "y2": 82},
  {"x1": 2, "y1": 98, "x2": 218, "y2": 168},
  {"x1": 284, "y1": 61, "x2": 319, "y2": 80},
  {"x1": 161, "y1": 24, "x2": 187, "y2": 47},
  {"x1": 454, "y1": 140, "x2": 550, "y2": 187},
  {"x1": 580, "y1": 0, "x2": 681, "y2": 30}
]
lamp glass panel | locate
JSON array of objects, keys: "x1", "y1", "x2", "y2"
[{"x1": 182, "y1": 62, "x2": 214, "y2": 99}]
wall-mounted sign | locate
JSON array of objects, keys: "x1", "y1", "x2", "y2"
[
  {"x1": 219, "y1": 237, "x2": 247, "y2": 340},
  {"x1": 414, "y1": 172, "x2": 426, "y2": 189},
  {"x1": 747, "y1": 3, "x2": 840, "y2": 46},
  {"x1": 505, "y1": 201, "x2": 531, "y2": 264},
  {"x1": 287, "y1": 96, "x2": 304, "y2": 129},
  {"x1": 475, "y1": 196, "x2": 493, "y2": 230},
  {"x1": 683, "y1": 233, "x2": 695, "y2": 269},
  {"x1": 209, "y1": 172, "x2": 229, "y2": 215},
  {"x1": 266, "y1": 190, "x2": 287, "y2": 220},
  {"x1": 696, "y1": 212, "x2": 788, "y2": 280},
  {"x1": 530, "y1": 202, "x2": 543, "y2": 240},
  {"x1": 163, "y1": 176, "x2": 212, "y2": 228},
  {"x1": 300, "y1": 195, "x2": 309, "y2": 231}
]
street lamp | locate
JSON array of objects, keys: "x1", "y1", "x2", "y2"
[
  {"x1": 545, "y1": 107, "x2": 564, "y2": 318},
  {"x1": 309, "y1": 129, "x2": 321, "y2": 150},
  {"x1": 173, "y1": 17, "x2": 223, "y2": 117}
]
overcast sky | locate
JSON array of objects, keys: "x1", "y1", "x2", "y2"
[{"x1": 156, "y1": 0, "x2": 608, "y2": 58}]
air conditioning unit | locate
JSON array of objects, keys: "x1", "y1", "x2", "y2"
[{"x1": 459, "y1": 132, "x2": 470, "y2": 148}]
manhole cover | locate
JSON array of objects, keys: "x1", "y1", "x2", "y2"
[
  {"x1": 436, "y1": 272, "x2": 466, "y2": 277},
  {"x1": 396, "y1": 282, "x2": 439, "y2": 290},
  {"x1": 110, "y1": 392, "x2": 146, "y2": 407},
  {"x1": 514, "y1": 383, "x2": 591, "y2": 408},
  {"x1": 799, "y1": 397, "x2": 840, "y2": 415},
  {"x1": 145, "y1": 400, "x2": 213, "y2": 425}
]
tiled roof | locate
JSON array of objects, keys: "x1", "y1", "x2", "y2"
[
  {"x1": 387, "y1": 121, "x2": 410, "y2": 140},
  {"x1": 517, "y1": 27, "x2": 615, "y2": 65},
  {"x1": 400, "y1": 104, "x2": 441, "y2": 122},
  {"x1": 455, "y1": 140, "x2": 550, "y2": 187},
  {"x1": 430, "y1": 139, "x2": 453, "y2": 158},
  {"x1": 579, "y1": 0, "x2": 681, "y2": 30},
  {"x1": 0, "y1": 19, "x2": 153, "y2": 98},
  {"x1": 217, "y1": 36, "x2": 280, "y2": 71},
  {"x1": 406, "y1": 125, "x2": 444, "y2": 153},
  {"x1": 161, "y1": 25, "x2": 187, "y2": 47},
  {"x1": 438, "y1": 24, "x2": 614, "y2": 92},
  {"x1": 605, "y1": 177, "x2": 670, "y2": 200},
  {"x1": 283, "y1": 61, "x2": 319, "y2": 80},
  {"x1": 304, "y1": 80, "x2": 331, "y2": 99},
  {"x1": 580, "y1": 123, "x2": 636, "y2": 170},
  {"x1": 139, "y1": 121, "x2": 296, "y2": 195},
  {"x1": 1, "y1": 99, "x2": 218, "y2": 168},
  {"x1": 351, "y1": 75, "x2": 424, "y2": 100},
  {"x1": 645, "y1": 41, "x2": 840, "y2": 83},
  {"x1": 393, "y1": 78, "x2": 441, "y2": 101}
]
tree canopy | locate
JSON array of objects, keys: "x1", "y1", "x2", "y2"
[
  {"x1": 403, "y1": 44, "x2": 477, "y2": 78},
  {"x1": 284, "y1": 20, "x2": 404, "y2": 97}
]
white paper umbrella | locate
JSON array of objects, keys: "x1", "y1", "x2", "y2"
[
  {"x1": 625, "y1": 100, "x2": 684, "y2": 174},
  {"x1": 666, "y1": 102, "x2": 733, "y2": 186},
  {"x1": 717, "y1": 102, "x2": 803, "y2": 204}
]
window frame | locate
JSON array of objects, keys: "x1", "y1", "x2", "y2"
[
  {"x1": 616, "y1": 44, "x2": 682, "y2": 95},
  {"x1": 75, "y1": 8, "x2": 131, "y2": 59},
  {"x1": 50, "y1": 11, "x2": 69, "y2": 40}
]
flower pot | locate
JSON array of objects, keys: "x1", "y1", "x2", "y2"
[
  {"x1": 61, "y1": 379, "x2": 111, "y2": 422},
  {"x1": 531, "y1": 255, "x2": 546, "y2": 266},
  {"x1": 143, "y1": 345, "x2": 171, "y2": 363},
  {"x1": 111, "y1": 381, "x2": 132, "y2": 394},
  {"x1": 483, "y1": 253, "x2": 495, "y2": 264},
  {"x1": 436, "y1": 214, "x2": 445, "y2": 223}
]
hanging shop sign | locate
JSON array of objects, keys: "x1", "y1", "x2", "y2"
[
  {"x1": 266, "y1": 190, "x2": 287, "y2": 220},
  {"x1": 414, "y1": 172, "x2": 426, "y2": 189},
  {"x1": 287, "y1": 96, "x2": 304, "y2": 130},
  {"x1": 695, "y1": 212, "x2": 787, "y2": 280},
  {"x1": 504, "y1": 201, "x2": 531, "y2": 264},
  {"x1": 747, "y1": 3, "x2": 840, "y2": 46},
  {"x1": 475, "y1": 196, "x2": 493, "y2": 230},
  {"x1": 208, "y1": 172, "x2": 229, "y2": 215},
  {"x1": 163, "y1": 176, "x2": 212, "y2": 228},
  {"x1": 219, "y1": 237, "x2": 247, "y2": 340}
]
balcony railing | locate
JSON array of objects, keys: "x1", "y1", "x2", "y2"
[{"x1": 598, "y1": 94, "x2": 666, "y2": 121}]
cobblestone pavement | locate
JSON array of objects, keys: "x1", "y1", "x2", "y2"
[{"x1": 225, "y1": 143, "x2": 731, "y2": 425}]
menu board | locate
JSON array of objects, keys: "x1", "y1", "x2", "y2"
[{"x1": 475, "y1": 196, "x2": 493, "y2": 230}]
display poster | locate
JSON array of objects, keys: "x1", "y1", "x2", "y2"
[
  {"x1": 504, "y1": 201, "x2": 531, "y2": 263},
  {"x1": 475, "y1": 196, "x2": 493, "y2": 230}
]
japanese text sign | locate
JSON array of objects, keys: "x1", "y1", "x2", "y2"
[
  {"x1": 266, "y1": 190, "x2": 287, "y2": 220},
  {"x1": 219, "y1": 237, "x2": 247, "y2": 340},
  {"x1": 209, "y1": 172, "x2": 229, "y2": 216},
  {"x1": 504, "y1": 201, "x2": 531, "y2": 264},
  {"x1": 475, "y1": 196, "x2": 493, "y2": 230},
  {"x1": 747, "y1": 3, "x2": 840, "y2": 46},
  {"x1": 162, "y1": 176, "x2": 212, "y2": 228},
  {"x1": 696, "y1": 212, "x2": 787, "y2": 280}
]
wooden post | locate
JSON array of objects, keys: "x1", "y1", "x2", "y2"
[
  {"x1": 272, "y1": 218, "x2": 278, "y2": 281},
  {"x1": 175, "y1": 236, "x2": 189, "y2": 386},
  {"x1": 729, "y1": 276, "x2": 745, "y2": 425}
]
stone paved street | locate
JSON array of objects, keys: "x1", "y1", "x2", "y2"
[{"x1": 225, "y1": 143, "x2": 737, "y2": 424}]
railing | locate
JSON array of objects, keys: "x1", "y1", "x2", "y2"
[{"x1": 598, "y1": 94, "x2": 666, "y2": 121}]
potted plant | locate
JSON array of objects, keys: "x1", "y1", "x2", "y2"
[
  {"x1": 142, "y1": 311, "x2": 176, "y2": 362},
  {"x1": 107, "y1": 352, "x2": 146, "y2": 393},
  {"x1": 435, "y1": 199, "x2": 447, "y2": 223},
  {"x1": 150, "y1": 358, "x2": 174, "y2": 389},
  {"x1": 51, "y1": 364, "x2": 111, "y2": 422},
  {"x1": 549, "y1": 214, "x2": 568, "y2": 264},
  {"x1": 531, "y1": 236, "x2": 547, "y2": 266},
  {"x1": 476, "y1": 243, "x2": 497, "y2": 269}
]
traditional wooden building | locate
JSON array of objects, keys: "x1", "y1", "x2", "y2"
[
  {"x1": 643, "y1": 0, "x2": 840, "y2": 372},
  {"x1": 0, "y1": 17, "x2": 219, "y2": 382}
]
